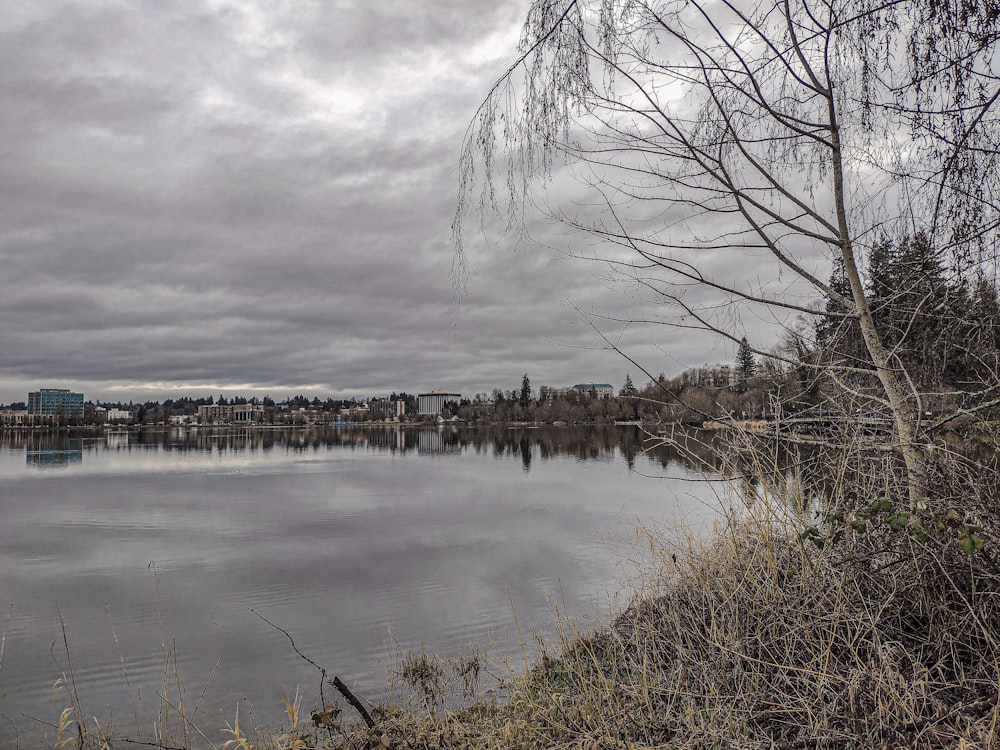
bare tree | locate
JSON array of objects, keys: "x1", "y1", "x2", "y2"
[{"x1": 455, "y1": 0, "x2": 1000, "y2": 506}]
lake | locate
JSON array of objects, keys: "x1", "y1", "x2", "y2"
[{"x1": 0, "y1": 425, "x2": 724, "y2": 745}]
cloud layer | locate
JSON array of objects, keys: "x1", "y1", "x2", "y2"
[{"x1": 0, "y1": 1, "x2": 782, "y2": 404}]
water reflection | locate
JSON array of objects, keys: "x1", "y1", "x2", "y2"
[
  {"x1": 3, "y1": 424, "x2": 834, "y2": 505},
  {"x1": 1, "y1": 424, "x2": 735, "y2": 472},
  {"x1": 0, "y1": 425, "x2": 738, "y2": 746},
  {"x1": 26, "y1": 444, "x2": 83, "y2": 469},
  {"x1": 7, "y1": 431, "x2": 85, "y2": 468}
]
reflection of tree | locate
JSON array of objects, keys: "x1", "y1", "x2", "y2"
[
  {"x1": 2, "y1": 425, "x2": 808, "y2": 477},
  {"x1": 520, "y1": 437, "x2": 532, "y2": 473}
]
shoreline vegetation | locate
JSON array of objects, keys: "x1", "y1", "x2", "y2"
[
  {"x1": 35, "y1": 425, "x2": 1000, "y2": 749},
  {"x1": 438, "y1": 0, "x2": 1000, "y2": 741}
]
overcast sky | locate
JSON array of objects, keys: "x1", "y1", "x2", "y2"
[{"x1": 0, "y1": 1, "x2": 779, "y2": 405}]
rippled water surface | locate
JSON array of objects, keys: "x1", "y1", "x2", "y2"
[{"x1": 0, "y1": 425, "x2": 721, "y2": 744}]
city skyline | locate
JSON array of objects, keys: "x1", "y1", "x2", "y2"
[{"x1": 0, "y1": 377, "x2": 634, "y2": 407}]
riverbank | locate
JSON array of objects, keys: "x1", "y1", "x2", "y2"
[
  {"x1": 6, "y1": 425, "x2": 716, "y2": 748},
  {"x1": 311, "y1": 500, "x2": 1000, "y2": 749},
  {"x1": 92, "y1": 486, "x2": 996, "y2": 750},
  {"x1": 38, "y1": 429, "x2": 1000, "y2": 748}
]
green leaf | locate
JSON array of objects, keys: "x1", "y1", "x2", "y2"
[
  {"x1": 887, "y1": 512, "x2": 911, "y2": 531},
  {"x1": 960, "y1": 533, "x2": 983, "y2": 555},
  {"x1": 911, "y1": 525, "x2": 930, "y2": 543},
  {"x1": 869, "y1": 498, "x2": 893, "y2": 513}
]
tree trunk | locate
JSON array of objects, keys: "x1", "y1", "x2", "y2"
[{"x1": 828, "y1": 106, "x2": 927, "y2": 506}]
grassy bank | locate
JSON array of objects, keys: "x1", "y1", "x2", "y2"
[{"x1": 333, "y1": 518, "x2": 1000, "y2": 748}]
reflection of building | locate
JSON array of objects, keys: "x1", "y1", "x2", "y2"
[
  {"x1": 26, "y1": 445, "x2": 83, "y2": 468},
  {"x1": 24, "y1": 435, "x2": 84, "y2": 468},
  {"x1": 572, "y1": 383, "x2": 614, "y2": 398},
  {"x1": 417, "y1": 391, "x2": 461, "y2": 415},
  {"x1": 106, "y1": 432, "x2": 130, "y2": 448},
  {"x1": 417, "y1": 429, "x2": 462, "y2": 455},
  {"x1": 27, "y1": 389, "x2": 84, "y2": 417},
  {"x1": 359, "y1": 426, "x2": 405, "y2": 451}
]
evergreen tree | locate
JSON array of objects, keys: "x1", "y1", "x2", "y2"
[
  {"x1": 817, "y1": 232, "x2": 1000, "y2": 395},
  {"x1": 816, "y1": 255, "x2": 867, "y2": 372},
  {"x1": 620, "y1": 373, "x2": 636, "y2": 397},
  {"x1": 519, "y1": 374, "x2": 532, "y2": 408},
  {"x1": 736, "y1": 338, "x2": 756, "y2": 383}
]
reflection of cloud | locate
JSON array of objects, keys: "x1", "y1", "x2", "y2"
[{"x1": 0, "y1": 422, "x2": 723, "y2": 749}]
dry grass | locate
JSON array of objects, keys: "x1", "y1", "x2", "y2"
[{"x1": 339, "y1": 546, "x2": 1000, "y2": 748}]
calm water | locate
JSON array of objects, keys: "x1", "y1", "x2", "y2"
[{"x1": 0, "y1": 425, "x2": 723, "y2": 744}]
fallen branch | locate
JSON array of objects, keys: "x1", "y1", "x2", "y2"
[{"x1": 238, "y1": 606, "x2": 376, "y2": 729}]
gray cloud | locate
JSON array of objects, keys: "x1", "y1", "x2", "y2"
[{"x1": 0, "y1": 0, "x2": 785, "y2": 405}]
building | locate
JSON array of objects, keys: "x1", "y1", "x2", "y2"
[
  {"x1": 572, "y1": 383, "x2": 614, "y2": 398},
  {"x1": 94, "y1": 406, "x2": 132, "y2": 422},
  {"x1": 417, "y1": 391, "x2": 462, "y2": 415},
  {"x1": 196, "y1": 404, "x2": 264, "y2": 424},
  {"x1": 539, "y1": 385, "x2": 572, "y2": 399},
  {"x1": 27, "y1": 389, "x2": 84, "y2": 417},
  {"x1": 339, "y1": 404, "x2": 370, "y2": 421},
  {"x1": 0, "y1": 410, "x2": 56, "y2": 427},
  {"x1": 691, "y1": 364, "x2": 735, "y2": 388},
  {"x1": 540, "y1": 383, "x2": 615, "y2": 399},
  {"x1": 369, "y1": 397, "x2": 405, "y2": 421},
  {"x1": 231, "y1": 404, "x2": 264, "y2": 423}
]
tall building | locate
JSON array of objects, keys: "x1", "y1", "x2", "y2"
[
  {"x1": 27, "y1": 389, "x2": 84, "y2": 417},
  {"x1": 370, "y1": 397, "x2": 405, "y2": 420},
  {"x1": 417, "y1": 391, "x2": 462, "y2": 415}
]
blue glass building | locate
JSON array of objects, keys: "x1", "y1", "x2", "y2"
[{"x1": 27, "y1": 389, "x2": 85, "y2": 417}]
